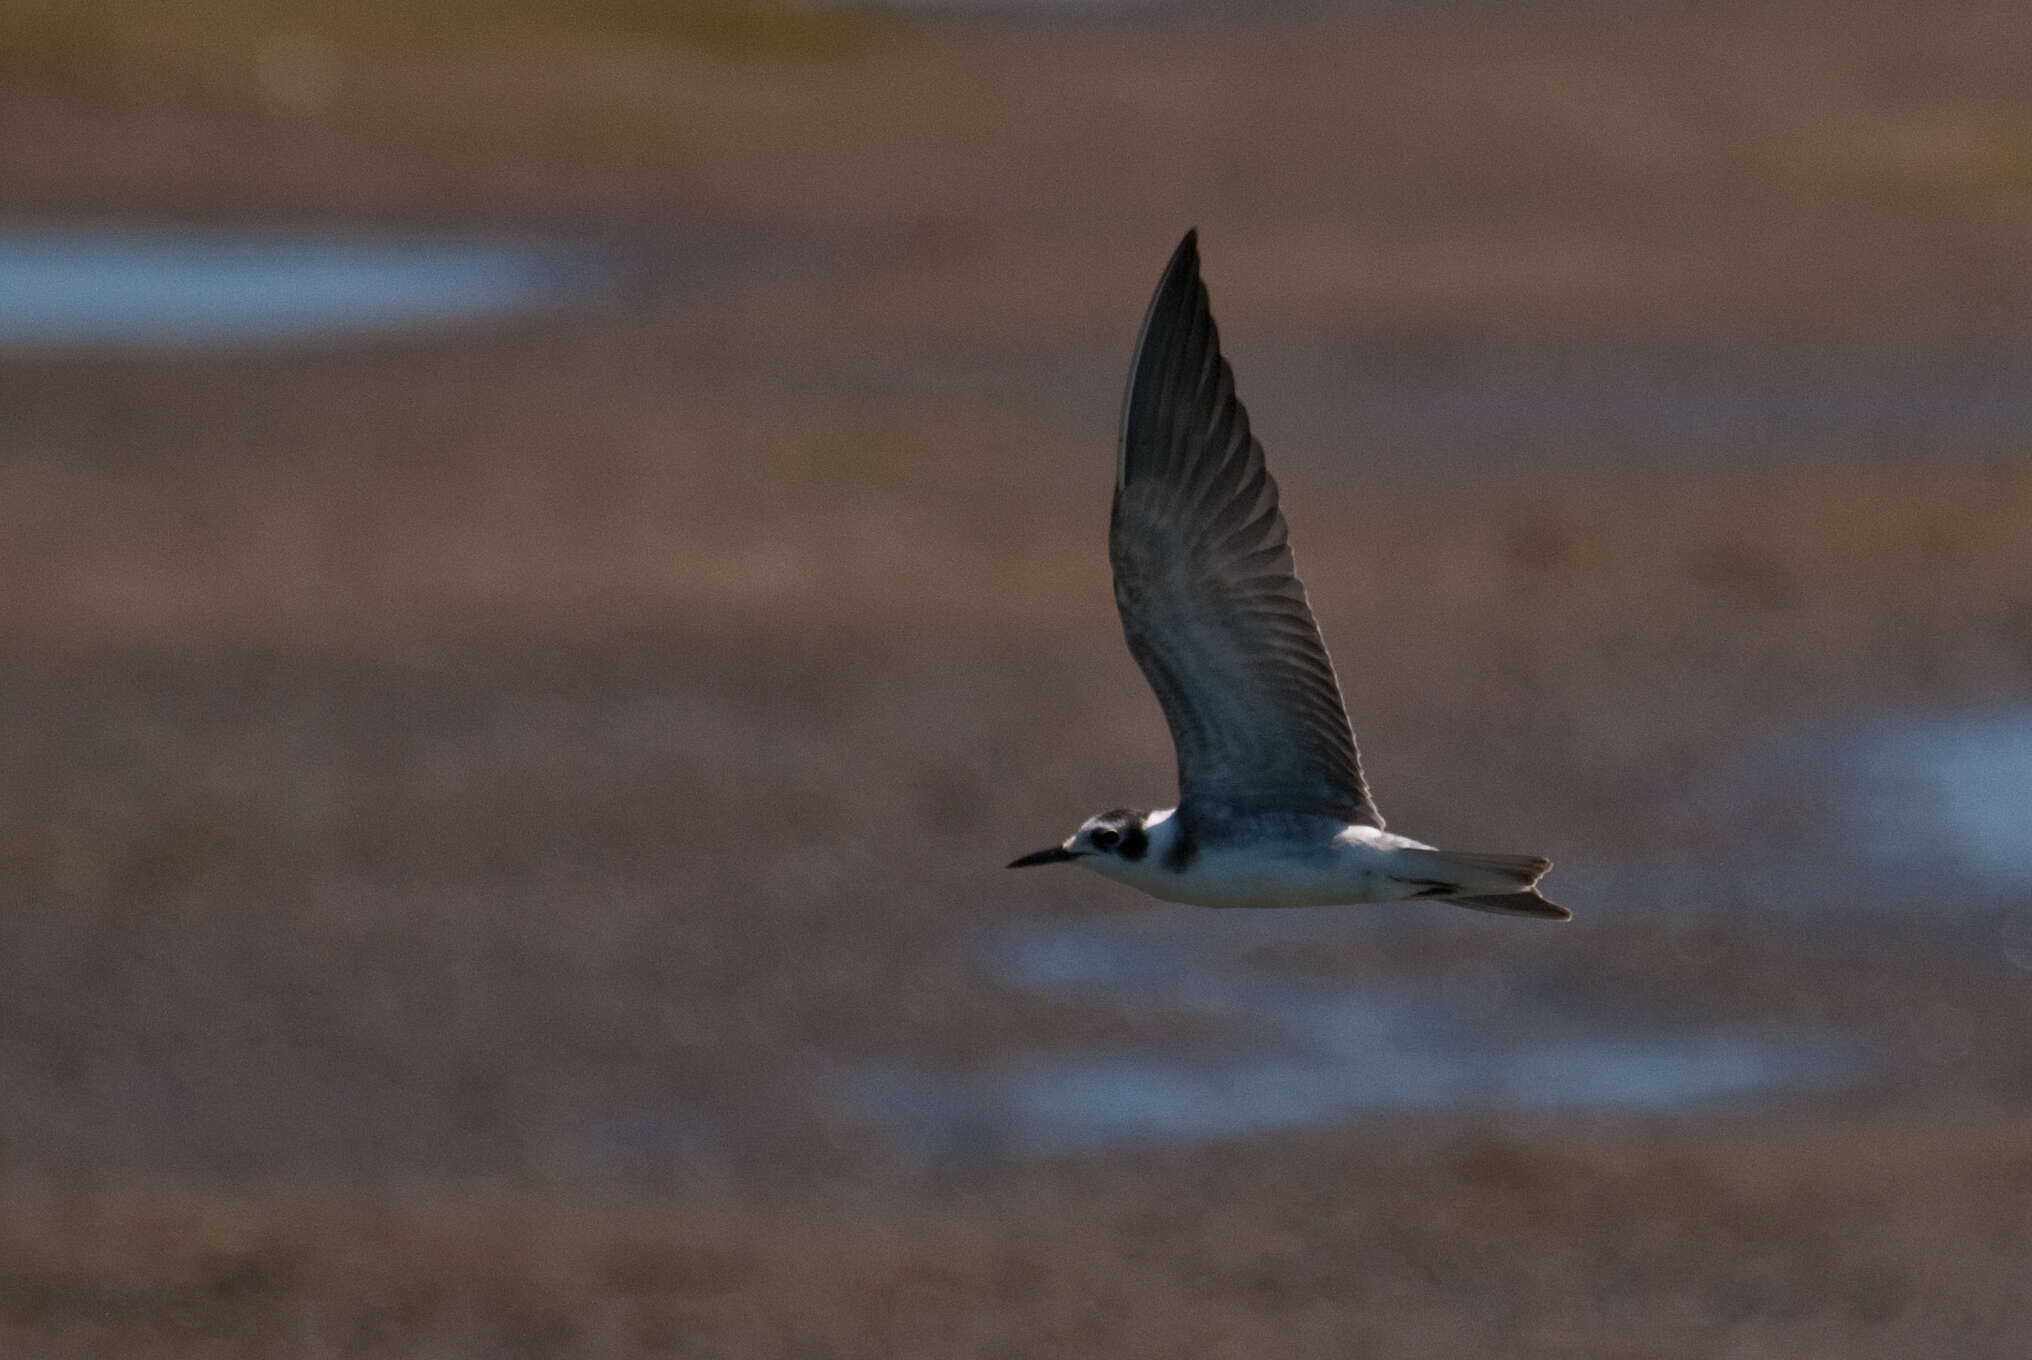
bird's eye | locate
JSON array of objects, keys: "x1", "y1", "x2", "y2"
[{"x1": 1091, "y1": 827, "x2": 1121, "y2": 850}]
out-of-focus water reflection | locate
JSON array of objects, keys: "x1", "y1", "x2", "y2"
[
  {"x1": 0, "y1": 226, "x2": 590, "y2": 349},
  {"x1": 850, "y1": 705, "x2": 2032, "y2": 1162},
  {"x1": 850, "y1": 915, "x2": 1855, "y2": 1162},
  {"x1": 1570, "y1": 704, "x2": 2032, "y2": 931},
  {"x1": 1837, "y1": 706, "x2": 2032, "y2": 891}
]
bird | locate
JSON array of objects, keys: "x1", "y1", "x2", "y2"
[{"x1": 1008, "y1": 231, "x2": 1567, "y2": 920}]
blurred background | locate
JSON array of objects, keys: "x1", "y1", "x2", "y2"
[{"x1": 3, "y1": 0, "x2": 2031, "y2": 1354}]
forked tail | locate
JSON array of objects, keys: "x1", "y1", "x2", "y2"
[
  {"x1": 1442, "y1": 889, "x2": 1570, "y2": 920},
  {"x1": 1396, "y1": 849, "x2": 1569, "y2": 922}
]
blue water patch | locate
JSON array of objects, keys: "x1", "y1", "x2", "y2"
[
  {"x1": 849, "y1": 703, "x2": 2032, "y2": 1160},
  {"x1": 1835, "y1": 706, "x2": 2032, "y2": 891},
  {"x1": 1563, "y1": 703, "x2": 2032, "y2": 931},
  {"x1": 849, "y1": 916, "x2": 1854, "y2": 1162},
  {"x1": 0, "y1": 226, "x2": 592, "y2": 349}
]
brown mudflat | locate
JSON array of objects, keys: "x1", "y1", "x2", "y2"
[{"x1": 3, "y1": 3, "x2": 2031, "y2": 1355}]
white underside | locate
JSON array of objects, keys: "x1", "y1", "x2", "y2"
[{"x1": 1078, "y1": 813, "x2": 1493, "y2": 909}]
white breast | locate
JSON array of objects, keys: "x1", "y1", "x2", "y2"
[{"x1": 1081, "y1": 812, "x2": 1428, "y2": 909}]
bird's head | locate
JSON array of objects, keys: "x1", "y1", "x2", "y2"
[{"x1": 1007, "y1": 808, "x2": 1149, "y2": 870}]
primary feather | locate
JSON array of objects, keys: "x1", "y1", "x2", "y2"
[{"x1": 1111, "y1": 230, "x2": 1379, "y2": 827}]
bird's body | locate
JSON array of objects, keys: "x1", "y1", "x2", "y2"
[
  {"x1": 1069, "y1": 809, "x2": 1540, "y2": 911},
  {"x1": 1010, "y1": 231, "x2": 1566, "y2": 921}
]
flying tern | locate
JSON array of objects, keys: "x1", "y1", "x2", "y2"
[{"x1": 1009, "y1": 231, "x2": 1566, "y2": 920}]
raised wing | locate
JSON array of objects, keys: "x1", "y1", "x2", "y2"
[{"x1": 1110, "y1": 230, "x2": 1380, "y2": 827}]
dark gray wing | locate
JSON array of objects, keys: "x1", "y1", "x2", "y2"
[{"x1": 1109, "y1": 230, "x2": 1381, "y2": 827}]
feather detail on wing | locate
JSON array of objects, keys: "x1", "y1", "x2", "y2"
[{"x1": 1110, "y1": 230, "x2": 1380, "y2": 826}]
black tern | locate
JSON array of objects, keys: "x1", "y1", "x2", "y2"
[{"x1": 1010, "y1": 231, "x2": 1566, "y2": 920}]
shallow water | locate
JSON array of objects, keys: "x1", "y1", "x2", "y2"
[
  {"x1": 1567, "y1": 703, "x2": 2032, "y2": 934},
  {"x1": 849, "y1": 706, "x2": 2032, "y2": 1161},
  {"x1": 850, "y1": 916, "x2": 1854, "y2": 1161},
  {"x1": 0, "y1": 226, "x2": 589, "y2": 349},
  {"x1": 1834, "y1": 706, "x2": 2032, "y2": 892}
]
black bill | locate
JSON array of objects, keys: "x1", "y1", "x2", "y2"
[{"x1": 1007, "y1": 846, "x2": 1077, "y2": 868}]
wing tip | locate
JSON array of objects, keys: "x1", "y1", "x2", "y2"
[
  {"x1": 1118, "y1": 228, "x2": 1208, "y2": 490},
  {"x1": 1164, "y1": 228, "x2": 1200, "y2": 289},
  {"x1": 1147, "y1": 230, "x2": 1202, "y2": 319}
]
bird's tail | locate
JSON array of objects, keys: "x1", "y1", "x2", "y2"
[
  {"x1": 1441, "y1": 888, "x2": 1570, "y2": 921},
  {"x1": 1396, "y1": 850, "x2": 1569, "y2": 922}
]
